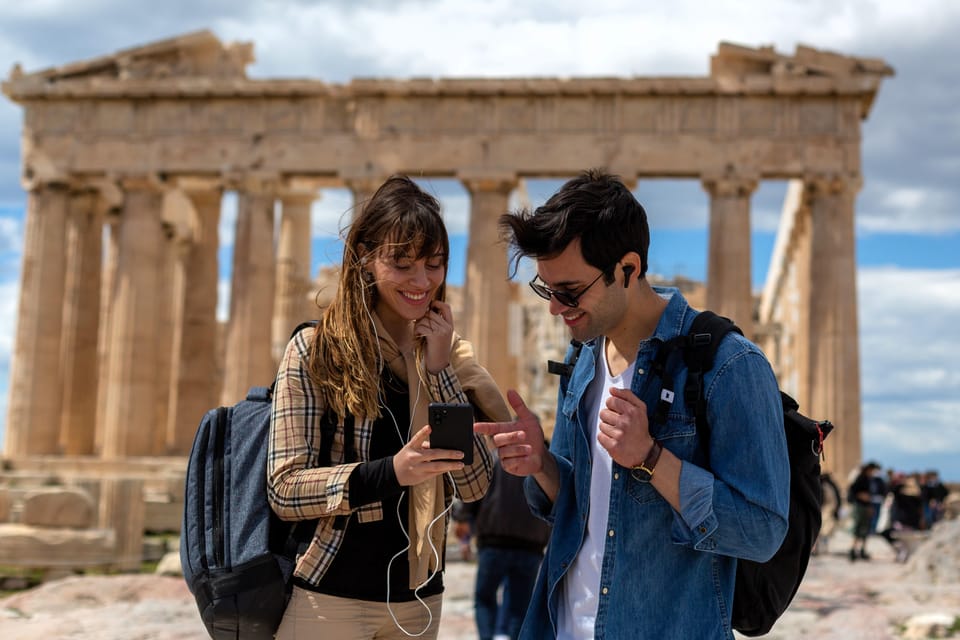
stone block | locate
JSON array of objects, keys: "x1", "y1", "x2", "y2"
[
  {"x1": 154, "y1": 550, "x2": 183, "y2": 576},
  {"x1": 21, "y1": 487, "x2": 95, "y2": 528},
  {"x1": 0, "y1": 488, "x2": 10, "y2": 522},
  {"x1": 98, "y1": 478, "x2": 145, "y2": 571},
  {"x1": 145, "y1": 499, "x2": 183, "y2": 534},
  {"x1": 0, "y1": 523, "x2": 114, "y2": 567},
  {"x1": 142, "y1": 536, "x2": 167, "y2": 563}
]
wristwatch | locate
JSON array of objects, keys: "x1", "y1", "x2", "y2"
[{"x1": 631, "y1": 439, "x2": 663, "y2": 481}]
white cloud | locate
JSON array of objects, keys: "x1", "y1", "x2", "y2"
[
  {"x1": 207, "y1": 0, "x2": 958, "y2": 81},
  {"x1": 437, "y1": 192, "x2": 470, "y2": 237},
  {"x1": 217, "y1": 277, "x2": 230, "y2": 323},
  {"x1": 0, "y1": 278, "x2": 17, "y2": 446},
  {"x1": 884, "y1": 187, "x2": 926, "y2": 211},
  {"x1": 312, "y1": 189, "x2": 353, "y2": 240},
  {"x1": 858, "y1": 267, "x2": 960, "y2": 466},
  {"x1": 0, "y1": 279, "x2": 18, "y2": 360},
  {"x1": 858, "y1": 183, "x2": 960, "y2": 233},
  {"x1": 218, "y1": 191, "x2": 237, "y2": 249},
  {"x1": 0, "y1": 215, "x2": 22, "y2": 253}
]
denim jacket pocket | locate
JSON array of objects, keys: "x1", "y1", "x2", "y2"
[{"x1": 626, "y1": 414, "x2": 697, "y2": 504}]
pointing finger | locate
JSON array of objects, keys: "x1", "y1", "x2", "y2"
[
  {"x1": 506, "y1": 389, "x2": 537, "y2": 421},
  {"x1": 474, "y1": 420, "x2": 518, "y2": 437}
]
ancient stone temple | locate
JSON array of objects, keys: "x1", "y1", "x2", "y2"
[{"x1": 0, "y1": 30, "x2": 891, "y2": 569}]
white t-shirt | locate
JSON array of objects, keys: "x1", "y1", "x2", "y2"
[{"x1": 557, "y1": 339, "x2": 636, "y2": 639}]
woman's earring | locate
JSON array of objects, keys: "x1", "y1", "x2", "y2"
[{"x1": 362, "y1": 270, "x2": 374, "y2": 284}]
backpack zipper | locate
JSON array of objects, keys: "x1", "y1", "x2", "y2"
[
  {"x1": 195, "y1": 409, "x2": 215, "y2": 572},
  {"x1": 212, "y1": 406, "x2": 227, "y2": 568}
]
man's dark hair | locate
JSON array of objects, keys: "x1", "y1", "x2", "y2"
[{"x1": 498, "y1": 168, "x2": 650, "y2": 280}]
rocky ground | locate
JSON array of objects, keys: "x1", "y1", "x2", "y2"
[{"x1": 1, "y1": 521, "x2": 958, "y2": 639}]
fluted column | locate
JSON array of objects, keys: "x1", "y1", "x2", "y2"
[
  {"x1": 793, "y1": 207, "x2": 813, "y2": 415},
  {"x1": 702, "y1": 174, "x2": 758, "y2": 336},
  {"x1": 806, "y1": 173, "x2": 862, "y2": 479},
  {"x1": 58, "y1": 188, "x2": 103, "y2": 455},
  {"x1": 151, "y1": 204, "x2": 180, "y2": 454},
  {"x1": 221, "y1": 178, "x2": 277, "y2": 404},
  {"x1": 101, "y1": 177, "x2": 165, "y2": 458},
  {"x1": 273, "y1": 190, "x2": 316, "y2": 362},
  {"x1": 4, "y1": 182, "x2": 69, "y2": 456},
  {"x1": 460, "y1": 174, "x2": 518, "y2": 395},
  {"x1": 165, "y1": 181, "x2": 222, "y2": 454},
  {"x1": 94, "y1": 217, "x2": 121, "y2": 456}
]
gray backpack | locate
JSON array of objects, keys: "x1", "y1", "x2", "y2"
[{"x1": 180, "y1": 322, "x2": 320, "y2": 639}]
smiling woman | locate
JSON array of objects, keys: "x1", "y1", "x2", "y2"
[{"x1": 266, "y1": 174, "x2": 510, "y2": 640}]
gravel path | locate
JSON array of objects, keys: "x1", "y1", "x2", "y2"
[{"x1": 1, "y1": 523, "x2": 957, "y2": 639}]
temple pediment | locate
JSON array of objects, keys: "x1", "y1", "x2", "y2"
[
  {"x1": 712, "y1": 41, "x2": 894, "y2": 79},
  {"x1": 711, "y1": 42, "x2": 894, "y2": 116},
  {"x1": 5, "y1": 29, "x2": 252, "y2": 87}
]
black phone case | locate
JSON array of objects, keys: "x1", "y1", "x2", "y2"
[{"x1": 428, "y1": 402, "x2": 474, "y2": 465}]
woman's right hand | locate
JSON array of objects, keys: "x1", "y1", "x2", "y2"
[{"x1": 393, "y1": 424, "x2": 465, "y2": 487}]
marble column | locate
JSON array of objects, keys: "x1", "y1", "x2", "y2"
[
  {"x1": 94, "y1": 217, "x2": 121, "y2": 456},
  {"x1": 152, "y1": 208, "x2": 179, "y2": 454},
  {"x1": 221, "y1": 180, "x2": 277, "y2": 405},
  {"x1": 58, "y1": 189, "x2": 103, "y2": 456},
  {"x1": 273, "y1": 191, "x2": 315, "y2": 363},
  {"x1": 101, "y1": 177, "x2": 165, "y2": 458},
  {"x1": 4, "y1": 182, "x2": 69, "y2": 456},
  {"x1": 806, "y1": 173, "x2": 862, "y2": 479},
  {"x1": 460, "y1": 175, "x2": 518, "y2": 395},
  {"x1": 793, "y1": 206, "x2": 814, "y2": 416},
  {"x1": 166, "y1": 185, "x2": 222, "y2": 454},
  {"x1": 702, "y1": 175, "x2": 758, "y2": 337}
]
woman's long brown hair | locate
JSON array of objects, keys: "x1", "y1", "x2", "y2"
[{"x1": 306, "y1": 175, "x2": 449, "y2": 419}]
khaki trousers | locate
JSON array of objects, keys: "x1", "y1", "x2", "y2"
[{"x1": 275, "y1": 586, "x2": 443, "y2": 640}]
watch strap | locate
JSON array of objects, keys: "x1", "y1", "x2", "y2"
[{"x1": 632, "y1": 439, "x2": 662, "y2": 481}]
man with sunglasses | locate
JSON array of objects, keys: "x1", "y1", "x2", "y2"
[{"x1": 475, "y1": 169, "x2": 789, "y2": 639}]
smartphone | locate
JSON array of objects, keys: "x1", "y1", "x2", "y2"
[{"x1": 428, "y1": 402, "x2": 475, "y2": 465}]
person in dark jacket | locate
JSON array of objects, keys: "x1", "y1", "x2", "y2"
[
  {"x1": 848, "y1": 461, "x2": 882, "y2": 561},
  {"x1": 453, "y1": 453, "x2": 552, "y2": 640}
]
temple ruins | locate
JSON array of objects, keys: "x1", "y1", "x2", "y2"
[{"x1": 0, "y1": 31, "x2": 891, "y2": 570}]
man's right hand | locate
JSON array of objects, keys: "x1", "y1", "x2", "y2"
[{"x1": 475, "y1": 389, "x2": 549, "y2": 477}]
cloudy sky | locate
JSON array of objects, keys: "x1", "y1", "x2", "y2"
[{"x1": 0, "y1": 0, "x2": 958, "y2": 479}]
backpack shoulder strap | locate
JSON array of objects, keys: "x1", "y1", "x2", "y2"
[
  {"x1": 651, "y1": 311, "x2": 741, "y2": 431},
  {"x1": 290, "y1": 320, "x2": 319, "y2": 339},
  {"x1": 267, "y1": 320, "x2": 320, "y2": 397},
  {"x1": 683, "y1": 311, "x2": 741, "y2": 434},
  {"x1": 548, "y1": 339, "x2": 584, "y2": 377},
  {"x1": 650, "y1": 334, "x2": 688, "y2": 425}
]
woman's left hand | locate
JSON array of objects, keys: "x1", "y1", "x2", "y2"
[{"x1": 415, "y1": 300, "x2": 454, "y2": 373}]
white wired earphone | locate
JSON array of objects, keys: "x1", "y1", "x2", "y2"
[{"x1": 360, "y1": 267, "x2": 458, "y2": 637}]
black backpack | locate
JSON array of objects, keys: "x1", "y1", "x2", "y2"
[
  {"x1": 180, "y1": 321, "x2": 324, "y2": 640},
  {"x1": 649, "y1": 310, "x2": 834, "y2": 637}
]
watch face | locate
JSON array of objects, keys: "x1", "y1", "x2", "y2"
[
  {"x1": 631, "y1": 466, "x2": 653, "y2": 482},
  {"x1": 631, "y1": 441, "x2": 661, "y2": 482}
]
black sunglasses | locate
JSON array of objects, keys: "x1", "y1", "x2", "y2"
[{"x1": 528, "y1": 270, "x2": 608, "y2": 308}]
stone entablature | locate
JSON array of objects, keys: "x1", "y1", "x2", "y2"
[{"x1": 5, "y1": 35, "x2": 890, "y2": 185}]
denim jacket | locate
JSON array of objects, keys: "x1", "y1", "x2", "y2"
[{"x1": 521, "y1": 288, "x2": 789, "y2": 640}]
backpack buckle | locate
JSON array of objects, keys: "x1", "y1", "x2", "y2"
[{"x1": 691, "y1": 332, "x2": 712, "y2": 347}]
